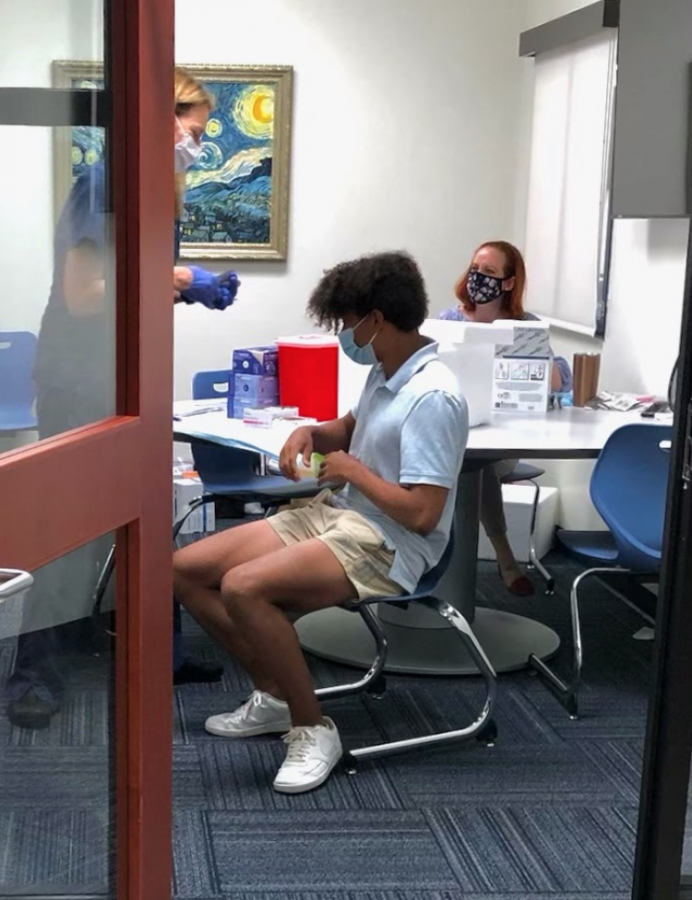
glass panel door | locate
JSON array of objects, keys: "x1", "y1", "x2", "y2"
[{"x1": 0, "y1": 0, "x2": 175, "y2": 897}]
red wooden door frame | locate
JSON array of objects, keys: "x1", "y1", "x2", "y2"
[{"x1": 0, "y1": 0, "x2": 175, "y2": 896}]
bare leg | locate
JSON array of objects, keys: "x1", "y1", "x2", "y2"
[
  {"x1": 175, "y1": 576, "x2": 283, "y2": 696},
  {"x1": 174, "y1": 520, "x2": 287, "y2": 695},
  {"x1": 489, "y1": 533, "x2": 524, "y2": 585},
  {"x1": 218, "y1": 538, "x2": 356, "y2": 727},
  {"x1": 480, "y1": 462, "x2": 534, "y2": 592},
  {"x1": 174, "y1": 521, "x2": 358, "y2": 722}
]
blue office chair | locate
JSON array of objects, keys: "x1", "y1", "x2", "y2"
[
  {"x1": 192, "y1": 368, "x2": 233, "y2": 403},
  {"x1": 501, "y1": 462, "x2": 554, "y2": 593},
  {"x1": 529, "y1": 422, "x2": 672, "y2": 719},
  {"x1": 0, "y1": 331, "x2": 38, "y2": 432},
  {"x1": 310, "y1": 532, "x2": 499, "y2": 770},
  {"x1": 191, "y1": 368, "x2": 260, "y2": 485},
  {"x1": 174, "y1": 368, "x2": 320, "y2": 536}
]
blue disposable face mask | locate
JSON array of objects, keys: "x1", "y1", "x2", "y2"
[
  {"x1": 175, "y1": 119, "x2": 203, "y2": 173},
  {"x1": 338, "y1": 314, "x2": 380, "y2": 365},
  {"x1": 467, "y1": 270, "x2": 506, "y2": 305}
]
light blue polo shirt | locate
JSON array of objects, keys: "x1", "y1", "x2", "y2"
[{"x1": 333, "y1": 340, "x2": 468, "y2": 592}]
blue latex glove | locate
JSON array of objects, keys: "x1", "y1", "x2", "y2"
[{"x1": 181, "y1": 266, "x2": 240, "y2": 310}]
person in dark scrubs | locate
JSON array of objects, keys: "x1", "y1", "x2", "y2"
[{"x1": 6, "y1": 67, "x2": 238, "y2": 729}]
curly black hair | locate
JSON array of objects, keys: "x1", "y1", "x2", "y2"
[{"x1": 307, "y1": 251, "x2": 429, "y2": 333}]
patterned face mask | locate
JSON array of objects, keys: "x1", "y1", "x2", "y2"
[{"x1": 467, "y1": 270, "x2": 506, "y2": 305}]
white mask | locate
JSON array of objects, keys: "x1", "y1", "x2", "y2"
[{"x1": 175, "y1": 119, "x2": 202, "y2": 172}]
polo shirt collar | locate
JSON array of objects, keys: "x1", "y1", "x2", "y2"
[{"x1": 381, "y1": 340, "x2": 439, "y2": 394}]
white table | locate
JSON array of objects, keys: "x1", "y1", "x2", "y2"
[{"x1": 173, "y1": 404, "x2": 648, "y2": 675}]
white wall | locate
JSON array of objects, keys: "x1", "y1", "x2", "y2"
[
  {"x1": 519, "y1": 0, "x2": 688, "y2": 528},
  {"x1": 524, "y1": 0, "x2": 595, "y2": 29},
  {"x1": 173, "y1": 0, "x2": 527, "y2": 398}
]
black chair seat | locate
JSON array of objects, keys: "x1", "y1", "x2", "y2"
[{"x1": 501, "y1": 462, "x2": 546, "y2": 483}]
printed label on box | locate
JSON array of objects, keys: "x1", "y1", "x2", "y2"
[
  {"x1": 232, "y1": 346, "x2": 279, "y2": 376},
  {"x1": 228, "y1": 373, "x2": 279, "y2": 419},
  {"x1": 495, "y1": 325, "x2": 551, "y2": 360},
  {"x1": 492, "y1": 357, "x2": 549, "y2": 413}
]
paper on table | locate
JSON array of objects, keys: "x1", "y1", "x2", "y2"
[
  {"x1": 173, "y1": 400, "x2": 227, "y2": 420},
  {"x1": 586, "y1": 391, "x2": 642, "y2": 412},
  {"x1": 173, "y1": 412, "x2": 305, "y2": 459}
]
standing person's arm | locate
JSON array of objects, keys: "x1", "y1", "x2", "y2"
[
  {"x1": 175, "y1": 265, "x2": 240, "y2": 310},
  {"x1": 174, "y1": 266, "x2": 193, "y2": 299},
  {"x1": 62, "y1": 241, "x2": 106, "y2": 317},
  {"x1": 61, "y1": 166, "x2": 108, "y2": 317}
]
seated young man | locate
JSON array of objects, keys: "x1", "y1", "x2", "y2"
[{"x1": 173, "y1": 251, "x2": 469, "y2": 794}]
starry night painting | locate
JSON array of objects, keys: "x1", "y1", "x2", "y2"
[
  {"x1": 52, "y1": 62, "x2": 293, "y2": 261},
  {"x1": 180, "y1": 65, "x2": 293, "y2": 260},
  {"x1": 51, "y1": 61, "x2": 106, "y2": 223}
]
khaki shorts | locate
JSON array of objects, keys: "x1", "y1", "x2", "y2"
[{"x1": 267, "y1": 490, "x2": 403, "y2": 601}]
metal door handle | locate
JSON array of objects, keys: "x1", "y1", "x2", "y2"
[{"x1": 0, "y1": 569, "x2": 33, "y2": 601}]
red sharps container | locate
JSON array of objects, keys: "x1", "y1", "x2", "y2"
[{"x1": 276, "y1": 334, "x2": 339, "y2": 421}]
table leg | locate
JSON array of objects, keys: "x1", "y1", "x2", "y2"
[{"x1": 296, "y1": 468, "x2": 561, "y2": 675}]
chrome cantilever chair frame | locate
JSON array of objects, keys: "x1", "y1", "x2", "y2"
[
  {"x1": 528, "y1": 423, "x2": 671, "y2": 719},
  {"x1": 313, "y1": 595, "x2": 498, "y2": 770},
  {"x1": 525, "y1": 479, "x2": 555, "y2": 594},
  {"x1": 500, "y1": 462, "x2": 554, "y2": 595},
  {"x1": 528, "y1": 565, "x2": 657, "y2": 719}
]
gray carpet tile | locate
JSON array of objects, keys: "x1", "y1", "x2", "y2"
[
  {"x1": 192, "y1": 739, "x2": 406, "y2": 813},
  {"x1": 174, "y1": 811, "x2": 222, "y2": 898},
  {"x1": 207, "y1": 810, "x2": 462, "y2": 893},
  {"x1": 0, "y1": 747, "x2": 110, "y2": 808},
  {"x1": 577, "y1": 739, "x2": 645, "y2": 807},
  {"x1": 196, "y1": 893, "x2": 630, "y2": 900},
  {"x1": 384, "y1": 741, "x2": 626, "y2": 808},
  {"x1": 425, "y1": 805, "x2": 637, "y2": 894},
  {"x1": 0, "y1": 808, "x2": 110, "y2": 891}
]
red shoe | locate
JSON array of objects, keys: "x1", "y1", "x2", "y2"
[{"x1": 498, "y1": 566, "x2": 535, "y2": 597}]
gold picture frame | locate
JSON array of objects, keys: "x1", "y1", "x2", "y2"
[{"x1": 52, "y1": 61, "x2": 293, "y2": 261}]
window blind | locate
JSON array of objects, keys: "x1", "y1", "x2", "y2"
[{"x1": 524, "y1": 30, "x2": 618, "y2": 335}]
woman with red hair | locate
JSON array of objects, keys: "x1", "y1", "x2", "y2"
[{"x1": 438, "y1": 241, "x2": 571, "y2": 596}]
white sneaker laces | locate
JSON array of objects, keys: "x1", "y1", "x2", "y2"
[
  {"x1": 282, "y1": 727, "x2": 317, "y2": 765},
  {"x1": 228, "y1": 690, "x2": 264, "y2": 722}
]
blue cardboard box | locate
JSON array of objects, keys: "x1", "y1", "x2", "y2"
[
  {"x1": 228, "y1": 373, "x2": 279, "y2": 419},
  {"x1": 232, "y1": 346, "x2": 279, "y2": 377},
  {"x1": 227, "y1": 346, "x2": 280, "y2": 418}
]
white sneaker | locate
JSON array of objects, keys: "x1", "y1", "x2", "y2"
[
  {"x1": 205, "y1": 690, "x2": 292, "y2": 738},
  {"x1": 273, "y1": 716, "x2": 342, "y2": 794}
]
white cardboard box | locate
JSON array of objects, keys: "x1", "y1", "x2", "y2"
[
  {"x1": 337, "y1": 319, "x2": 515, "y2": 426},
  {"x1": 418, "y1": 319, "x2": 515, "y2": 426},
  {"x1": 492, "y1": 320, "x2": 551, "y2": 414},
  {"x1": 173, "y1": 477, "x2": 216, "y2": 534},
  {"x1": 477, "y1": 483, "x2": 558, "y2": 563}
]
